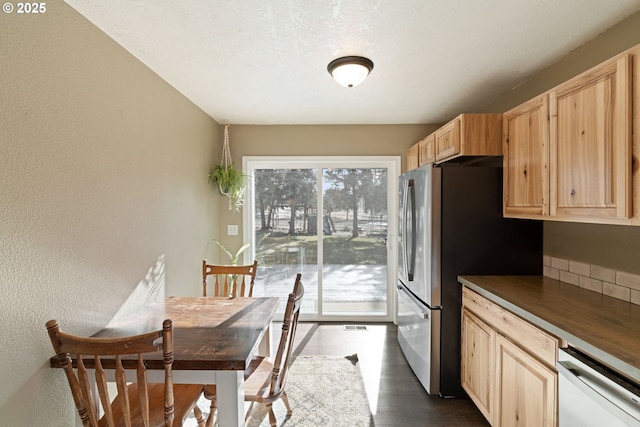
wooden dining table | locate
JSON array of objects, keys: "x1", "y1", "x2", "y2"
[{"x1": 50, "y1": 296, "x2": 280, "y2": 427}]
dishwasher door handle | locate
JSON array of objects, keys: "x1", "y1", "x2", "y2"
[{"x1": 558, "y1": 360, "x2": 640, "y2": 424}]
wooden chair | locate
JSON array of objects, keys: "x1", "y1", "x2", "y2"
[
  {"x1": 203, "y1": 273, "x2": 304, "y2": 427},
  {"x1": 202, "y1": 259, "x2": 258, "y2": 297},
  {"x1": 46, "y1": 319, "x2": 205, "y2": 427}
]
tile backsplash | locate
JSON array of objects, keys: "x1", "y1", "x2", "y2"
[{"x1": 543, "y1": 256, "x2": 640, "y2": 306}]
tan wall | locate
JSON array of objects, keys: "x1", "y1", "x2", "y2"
[
  {"x1": 486, "y1": 11, "x2": 640, "y2": 274},
  {"x1": 0, "y1": 2, "x2": 220, "y2": 425},
  {"x1": 212, "y1": 124, "x2": 434, "y2": 254}
]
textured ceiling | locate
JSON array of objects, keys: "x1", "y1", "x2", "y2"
[{"x1": 64, "y1": 0, "x2": 640, "y2": 125}]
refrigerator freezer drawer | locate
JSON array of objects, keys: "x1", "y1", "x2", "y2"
[{"x1": 397, "y1": 284, "x2": 441, "y2": 394}]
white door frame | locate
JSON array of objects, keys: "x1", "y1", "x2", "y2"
[{"x1": 243, "y1": 156, "x2": 399, "y2": 322}]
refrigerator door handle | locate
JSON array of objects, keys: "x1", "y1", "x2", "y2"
[
  {"x1": 401, "y1": 179, "x2": 409, "y2": 280},
  {"x1": 407, "y1": 179, "x2": 416, "y2": 281},
  {"x1": 397, "y1": 284, "x2": 431, "y2": 319}
]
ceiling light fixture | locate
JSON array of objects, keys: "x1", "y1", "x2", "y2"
[{"x1": 327, "y1": 56, "x2": 374, "y2": 88}]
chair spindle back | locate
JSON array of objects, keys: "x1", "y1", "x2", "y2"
[
  {"x1": 46, "y1": 319, "x2": 175, "y2": 427},
  {"x1": 202, "y1": 260, "x2": 258, "y2": 298}
]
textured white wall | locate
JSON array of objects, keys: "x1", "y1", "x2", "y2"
[{"x1": 0, "y1": 2, "x2": 221, "y2": 425}]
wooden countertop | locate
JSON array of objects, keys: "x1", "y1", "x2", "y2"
[{"x1": 458, "y1": 275, "x2": 640, "y2": 383}]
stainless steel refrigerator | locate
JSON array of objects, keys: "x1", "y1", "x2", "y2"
[{"x1": 397, "y1": 163, "x2": 542, "y2": 398}]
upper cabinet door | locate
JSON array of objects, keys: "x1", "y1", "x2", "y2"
[
  {"x1": 407, "y1": 142, "x2": 419, "y2": 171},
  {"x1": 435, "y1": 117, "x2": 461, "y2": 161},
  {"x1": 503, "y1": 95, "x2": 549, "y2": 218},
  {"x1": 419, "y1": 134, "x2": 436, "y2": 166},
  {"x1": 549, "y1": 53, "x2": 632, "y2": 219}
]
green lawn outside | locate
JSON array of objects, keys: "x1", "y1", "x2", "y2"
[{"x1": 256, "y1": 233, "x2": 386, "y2": 265}]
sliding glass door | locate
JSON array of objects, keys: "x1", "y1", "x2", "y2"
[{"x1": 244, "y1": 157, "x2": 399, "y2": 321}]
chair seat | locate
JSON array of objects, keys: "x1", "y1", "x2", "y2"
[
  {"x1": 203, "y1": 356, "x2": 268, "y2": 400},
  {"x1": 102, "y1": 383, "x2": 204, "y2": 427},
  {"x1": 243, "y1": 359, "x2": 273, "y2": 398}
]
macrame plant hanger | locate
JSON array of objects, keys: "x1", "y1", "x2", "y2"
[
  {"x1": 213, "y1": 124, "x2": 245, "y2": 211},
  {"x1": 220, "y1": 124, "x2": 232, "y2": 196}
]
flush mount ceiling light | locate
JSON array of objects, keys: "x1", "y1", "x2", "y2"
[{"x1": 327, "y1": 56, "x2": 374, "y2": 88}]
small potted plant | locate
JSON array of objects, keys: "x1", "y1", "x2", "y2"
[
  {"x1": 213, "y1": 238, "x2": 250, "y2": 265},
  {"x1": 209, "y1": 124, "x2": 247, "y2": 211}
]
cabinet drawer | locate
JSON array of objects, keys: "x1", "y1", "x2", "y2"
[{"x1": 462, "y1": 287, "x2": 559, "y2": 367}]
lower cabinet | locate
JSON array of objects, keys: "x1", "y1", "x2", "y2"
[
  {"x1": 494, "y1": 334, "x2": 557, "y2": 427},
  {"x1": 461, "y1": 287, "x2": 559, "y2": 427},
  {"x1": 461, "y1": 309, "x2": 495, "y2": 424}
]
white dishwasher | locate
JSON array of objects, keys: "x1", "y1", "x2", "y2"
[{"x1": 557, "y1": 347, "x2": 640, "y2": 427}]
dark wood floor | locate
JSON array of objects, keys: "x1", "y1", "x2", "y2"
[{"x1": 289, "y1": 322, "x2": 490, "y2": 427}]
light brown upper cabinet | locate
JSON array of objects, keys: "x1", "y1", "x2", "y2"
[
  {"x1": 549, "y1": 53, "x2": 632, "y2": 220},
  {"x1": 408, "y1": 114, "x2": 502, "y2": 170},
  {"x1": 503, "y1": 50, "x2": 634, "y2": 224},
  {"x1": 406, "y1": 142, "x2": 419, "y2": 171},
  {"x1": 405, "y1": 133, "x2": 436, "y2": 170},
  {"x1": 435, "y1": 114, "x2": 502, "y2": 163},
  {"x1": 503, "y1": 95, "x2": 550, "y2": 218},
  {"x1": 419, "y1": 134, "x2": 436, "y2": 166},
  {"x1": 435, "y1": 117, "x2": 460, "y2": 161}
]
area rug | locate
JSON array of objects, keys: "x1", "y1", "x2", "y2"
[{"x1": 186, "y1": 354, "x2": 373, "y2": 427}]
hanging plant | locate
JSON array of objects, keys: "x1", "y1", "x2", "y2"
[{"x1": 208, "y1": 124, "x2": 247, "y2": 211}]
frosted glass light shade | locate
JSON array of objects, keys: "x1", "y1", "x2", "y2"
[{"x1": 327, "y1": 56, "x2": 374, "y2": 88}]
